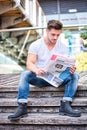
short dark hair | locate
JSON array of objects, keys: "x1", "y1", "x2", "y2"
[{"x1": 47, "y1": 20, "x2": 63, "y2": 30}]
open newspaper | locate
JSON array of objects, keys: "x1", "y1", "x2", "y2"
[{"x1": 38, "y1": 54, "x2": 76, "y2": 87}]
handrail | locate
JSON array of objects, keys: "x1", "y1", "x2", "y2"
[{"x1": 0, "y1": 26, "x2": 46, "y2": 32}]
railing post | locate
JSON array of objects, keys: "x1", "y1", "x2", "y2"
[
  {"x1": 42, "y1": 15, "x2": 47, "y2": 36},
  {"x1": 37, "y1": 6, "x2": 42, "y2": 35},
  {"x1": 33, "y1": 0, "x2": 37, "y2": 26},
  {"x1": 25, "y1": 0, "x2": 30, "y2": 17},
  {"x1": 18, "y1": 30, "x2": 31, "y2": 59}
]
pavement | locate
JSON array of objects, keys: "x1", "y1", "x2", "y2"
[
  {"x1": 0, "y1": 71, "x2": 87, "y2": 87},
  {"x1": 79, "y1": 71, "x2": 87, "y2": 85}
]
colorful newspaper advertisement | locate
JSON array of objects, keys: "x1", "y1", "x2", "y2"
[{"x1": 38, "y1": 54, "x2": 76, "y2": 87}]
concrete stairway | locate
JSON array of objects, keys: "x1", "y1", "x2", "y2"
[
  {"x1": 0, "y1": 0, "x2": 29, "y2": 29},
  {"x1": 0, "y1": 73, "x2": 87, "y2": 130}
]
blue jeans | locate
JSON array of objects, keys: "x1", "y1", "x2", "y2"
[{"x1": 17, "y1": 70, "x2": 79, "y2": 103}]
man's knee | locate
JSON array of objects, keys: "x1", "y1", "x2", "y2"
[
  {"x1": 20, "y1": 70, "x2": 31, "y2": 81},
  {"x1": 72, "y1": 72, "x2": 79, "y2": 80},
  {"x1": 21, "y1": 70, "x2": 30, "y2": 77}
]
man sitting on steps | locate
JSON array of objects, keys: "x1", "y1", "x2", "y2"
[{"x1": 8, "y1": 19, "x2": 81, "y2": 121}]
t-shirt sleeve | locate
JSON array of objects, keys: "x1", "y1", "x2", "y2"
[{"x1": 28, "y1": 41, "x2": 39, "y2": 55}]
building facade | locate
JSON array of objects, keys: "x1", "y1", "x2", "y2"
[{"x1": 38, "y1": 0, "x2": 87, "y2": 30}]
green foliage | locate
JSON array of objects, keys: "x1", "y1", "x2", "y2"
[
  {"x1": 63, "y1": 30, "x2": 72, "y2": 39},
  {"x1": 80, "y1": 31, "x2": 87, "y2": 40},
  {"x1": 84, "y1": 44, "x2": 87, "y2": 47}
]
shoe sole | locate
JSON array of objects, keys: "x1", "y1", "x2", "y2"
[
  {"x1": 59, "y1": 112, "x2": 81, "y2": 117},
  {"x1": 8, "y1": 114, "x2": 28, "y2": 121}
]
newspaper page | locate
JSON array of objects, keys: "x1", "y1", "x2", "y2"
[{"x1": 38, "y1": 54, "x2": 76, "y2": 87}]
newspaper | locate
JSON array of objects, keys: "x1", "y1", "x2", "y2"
[{"x1": 38, "y1": 54, "x2": 76, "y2": 87}]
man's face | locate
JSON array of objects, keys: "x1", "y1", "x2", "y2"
[{"x1": 46, "y1": 28, "x2": 62, "y2": 44}]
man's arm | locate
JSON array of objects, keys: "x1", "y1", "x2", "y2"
[
  {"x1": 26, "y1": 53, "x2": 46, "y2": 76},
  {"x1": 26, "y1": 53, "x2": 38, "y2": 73}
]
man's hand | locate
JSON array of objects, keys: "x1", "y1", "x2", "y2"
[
  {"x1": 69, "y1": 66, "x2": 76, "y2": 73},
  {"x1": 35, "y1": 68, "x2": 46, "y2": 76}
]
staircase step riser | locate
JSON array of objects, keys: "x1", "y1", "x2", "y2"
[
  {"x1": 0, "y1": 125, "x2": 86, "y2": 130},
  {"x1": 0, "y1": 113, "x2": 87, "y2": 125},
  {"x1": 0, "y1": 106, "x2": 87, "y2": 113},
  {"x1": 0, "y1": 98, "x2": 87, "y2": 107},
  {"x1": 0, "y1": 125, "x2": 87, "y2": 130},
  {"x1": 0, "y1": 85, "x2": 87, "y2": 91},
  {"x1": 0, "y1": 90, "x2": 87, "y2": 98}
]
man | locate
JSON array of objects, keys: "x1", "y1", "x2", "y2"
[{"x1": 8, "y1": 20, "x2": 81, "y2": 120}]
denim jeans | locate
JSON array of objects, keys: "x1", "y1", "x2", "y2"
[{"x1": 17, "y1": 70, "x2": 79, "y2": 103}]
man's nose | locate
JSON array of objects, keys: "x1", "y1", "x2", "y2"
[{"x1": 54, "y1": 35, "x2": 58, "y2": 39}]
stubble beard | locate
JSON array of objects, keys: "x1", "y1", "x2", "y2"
[{"x1": 47, "y1": 37, "x2": 56, "y2": 45}]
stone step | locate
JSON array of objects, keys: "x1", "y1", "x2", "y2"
[
  {"x1": 0, "y1": 73, "x2": 87, "y2": 89},
  {"x1": 0, "y1": 84, "x2": 87, "y2": 92},
  {"x1": 0, "y1": 89, "x2": 87, "y2": 98},
  {"x1": 0, "y1": 123, "x2": 87, "y2": 130},
  {"x1": 0, "y1": 97, "x2": 87, "y2": 107},
  {"x1": 0, "y1": 97, "x2": 87, "y2": 113},
  {"x1": 1, "y1": 105, "x2": 87, "y2": 114},
  {"x1": 0, "y1": 85, "x2": 87, "y2": 98},
  {"x1": 0, "y1": 113, "x2": 87, "y2": 126},
  {"x1": 0, "y1": 125, "x2": 86, "y2": 130}
]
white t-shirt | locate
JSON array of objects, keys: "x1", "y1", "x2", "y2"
[{"x1": 28, "y1": 37, "x2": 68, "y2": 68}]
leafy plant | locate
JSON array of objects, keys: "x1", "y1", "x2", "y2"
[
  {"x1": 80, "y1": 31, "x2": 87, "y2": 40},
  {"x1": 63, "y1": 30, "x2": 72, "y2": 39}
]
